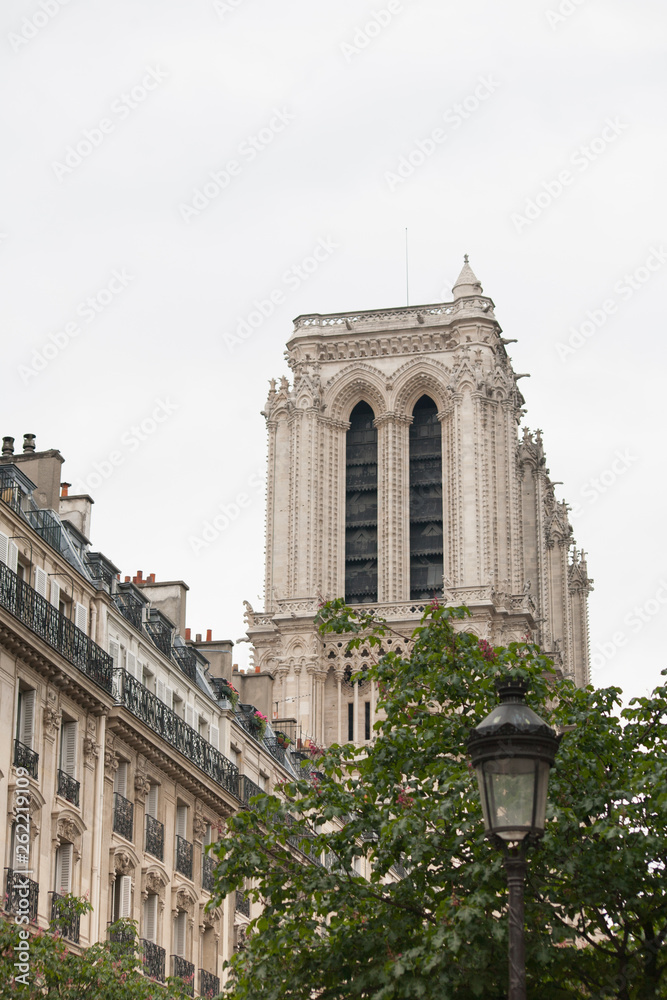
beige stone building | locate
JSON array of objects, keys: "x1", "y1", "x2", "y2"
[
  {"x1": 246, "y1": 259, "x2": 593, "y2": 746},
  {"x1": 0, "y1": 436, "x2": 314, "y2": 995}
]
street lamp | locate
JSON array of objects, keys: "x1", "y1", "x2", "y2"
[{"x1": 467, "y1": 677, "x2": 561, "y2": 1000}]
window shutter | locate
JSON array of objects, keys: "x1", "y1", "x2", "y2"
[
  {"x1": 109, "y1": 641, "x2": 120, "y2": 667},
  {"x1": 119, "y1": 874, "x2": 132, "y2": 918},
  {"x1": 176, "y1": 804, "x2": 187, "y2": 840},
  {"x1": 165, "y1": 686, "x2": 174, "y2": 709},
  {"x1": 144, "y1": 892, "x2": 158, "y2": 943},
  {"x1": 61, "y1": 721, "x2": 77, "y2": 776},
  {"x1": 209, "y1": 724, "x2": 219, "y2": 750},
  {"x1": 127, "y1": 652, "x2": 136, "y2": 678},
  {"x1": 0, "y1": 531, "x2": 7, "y2": 565},
  {"x1": 184, "y1": 704, "x2": 195, "y2": 729},
  {"x1": 50, "y1": 579, "x2": 61, "y2": 608},
  {"x1": 114, "y1": 760, "x2": 128, "y2": 798},
  {"x1": 147, "y1": 784, "x2": 158, "y2": 819},
  {"x1": 18, "y1": 689, "x2": 36, "y2": 749},
  {"x1": 56, "y1": 842, "x2": 73, "y2": 894},
  {"x1": 74, "y1": 602, "x2": 87, "y2": 633},
  {"x1": 7, "y1": 541, "x2": 18, "y2": 573},
  {"x1": 156, "y1": 678, "x2": 166, "y2": 702},
  {"x1": 34, "y1": 567, "x2": 48, "y2": 597},
  {"x1": 174, "y1": 910, "x2": 186, "y2": 957}
]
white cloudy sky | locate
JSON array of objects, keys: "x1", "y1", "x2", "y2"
[{"x1": 1, "y1": 0, "x2": 665, "y2": 701}]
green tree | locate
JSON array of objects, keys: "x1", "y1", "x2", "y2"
[
  {"x1": 209, "y1": 602, "x2": 667, "y2": 999},
  {"x1": 1, "y1": 896, "x2": 201, "y2": 998}
]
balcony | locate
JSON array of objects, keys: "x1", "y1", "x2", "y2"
[
  {"x1": 141, "y1": 939, "x2": 165, "y2": 981},
  {"x1": 57, "y1": 769, "x2": 80, "y2": 807},
  {"x1": 171, "y1": 955, "x2": 195, "y2": 995},
  {"x1": 235, "y1": 890, "x2": 250, "y2": 917},
  {"x1": 4, "y1": 869, "x2": 38, "y2": 923},
  {"x1": 113, "y1": 586, "x2": 145, "y2": 630},
  {"x1": 113, "y1": 792, "x2": 134, "y2": 841},
  {"x1": 143, "y1": 608, "x2": 173, "y2": 657},
  {"x1": 199, "y1": 969, "x2": 220, "y2": 998},
  {"x1": 171, "y1": 644, "x2": 198, "y2": 681},
  {"x1": 0, "y1": 563, "x2": 114, "y2": 693},
  {"x1": 202, "y1": 853, "x2": 215, "y2": 893},
  {"x1": 175, "y1": 835, "x2": 193, "y2": 880},
  {"x1": 25, "y1": 508, "x2": 62, "y2": 552},
  {"x1": 50, "y1": 892, "x2": 80, "y2": 943},
  {"x1": 108, "y1": 920, "x2": 136, "y2": 951},
  {"x1": 145, "y1": 814, "x2": 164, "y2": 861},
  {"x1": 13, "y1": 738, "x2": 38, "y2": 779},
  {"x1": 238, "y1": 774, "x2": 263, "y2": 806},
  {"x1": 0, "y1": 467, "x2": 25, "y2": 515},
  {"x1": 114, "y1": 671, "x2": 239, "y2": 798}
]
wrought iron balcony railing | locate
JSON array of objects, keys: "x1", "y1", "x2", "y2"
[
  {"x1": 141, "y1": 939, "x2": 166, "y2": 981},
  {"x1": 238, "y1": 774, "x2": 264, "y2": 806},
  {"x1": 25, "y1": 508, "x2": 62, "y2": 552},
  {"x1": 113, "y1": 792, "x2": 134, "y2": 841},
  {"x1": 4, "y1": 869, "x2": 38, "y2": 923},
  {"x1": 171, "y1": 644, "x2": 198, "y2": 681},
  {"x1": 145, "y1": 814, "x2": 164, "y2": 861},
  {"x1": 114, "y1": 670, "x2": 239, "y2": 798},
  {"x1": 200, "y1": 969, "x2": 220, "y2": 998},
  {"x1": 113, "y1": 589, "x2": 145, "y2": 630},
  {"x1": 50, "y1": 892, "x2": 80, "y2": 943},
  {"x1": 13, "y1": 738, "x2": 38, "y2": 779},
  {"x1": 171, "y1": 955, "x2": 195, "y2": 995},
  {"x1": 175, "y1": 835, "x2": 193, "y2": 880},
  {"x1": 0, "y1": 467, "x2": 25, "y2": 515},
  {"x1": 262, "y1": 738, "x2": 287, "y2": 766},
  {"x1": 202, "y1": 853, "x2": 215, "y2": 893},
  {"x1": 235, "y1": 890, "x2": 250, "y2": 917},
  {"x1": 57, "y1": 769, "x2": 80, "y2": 806},
  {"x1": 107, "y1": 920, "x2": 136, "y2": 950},
  {"x1": 0, "y1": 563, "x2": 113, "y2": 693}
]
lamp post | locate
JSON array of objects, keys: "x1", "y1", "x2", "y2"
[{"x1": 467, "y1": 678, "x2": 561, "y2": 1000}]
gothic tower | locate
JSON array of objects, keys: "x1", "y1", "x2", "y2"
[{"x1": 245, "y1": 259, "x2": 593, "y2": 746}]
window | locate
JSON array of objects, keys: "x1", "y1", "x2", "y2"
[
  {"x1": 173, "y1": 910, "x2": 187, "y2": 957},
  {"x1": 60, "y1": 720, "x2": 77, "y2": 777},
  {"x1": 0, "y1": 531, "x2": 18, "y2": 573},
  {"x1": 16, "y1": 688, "x2": 36, "y2": 750},
  {"x1": 176, "y1": 804, "x2": 188, "y2": 841},
  {"x1": 345, "y1": 402, "x2": 378, "y2": 604},
  {"x1": 55, "y1": 842, "x2": 73, "y2": 895},
  {"x1": 364, "y1": 701, "x2": 371, "y2": 742},
  {"x1": 348, "y1": 702, "x2": 354, "y2": 742},
  {"x1": 112, "y1": 874, "x2": 132, "y2": 920},
  {"x1": 146, "y1": 783, "x2": 159, "y2": 819},
  {"x1": 409, "y1": 396, "x2": 444, "y2": 600},
  {"x1": 143, "y1": 892, "x2": 158, "y2": 943},
  {"x1": 114, "y1": 761, "x2": 128, "y2": 798}
]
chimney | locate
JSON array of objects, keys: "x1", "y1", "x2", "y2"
[
  {"x1": 233, "y1": 663, "x2": 239, "y2": 673},
  {"x1": 124, "y1": 576, "x2": 130, "y2": 582},
  {"x1": 196, "y1": 633, "x2": 202, "y2": 642},
  {"x1": 60, "y1": 482, "x2": 71, "y2": 497},
  {"x1": 206, "y1": 629, "x2": 212, "y2": 642},
  {"x1": 148, "y1": 572, "x2": 155, "y2": 582},
  {"x1": 133, "y1": 570, "x2": 143, "y2": 584},
  {"x1": 23, "y1": 434, "x2": 36, "y2": 453},
  {"x1": 2, "y1": 437, "x2": 14, "y2": 456},
  {"x1": 185, "y1": 628, "x2": 191, "y2": 641}
]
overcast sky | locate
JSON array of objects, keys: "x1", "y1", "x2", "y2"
[{"x1": 2, "y1": 0, "x2": 665, "y2": 702}]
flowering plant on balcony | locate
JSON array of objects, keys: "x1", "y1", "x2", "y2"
[
  {"x1": 249, "y1": 710, "x2": 267, "y2": 739},
  {"x1": 275, "y1": 730, "x2": 292, "y2": 748},
  {"x1": 219, "y1": 678, "x2": 239, "y2": 708}
]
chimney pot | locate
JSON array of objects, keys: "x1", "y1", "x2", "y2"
[
  {"x1": 148, "y1": 572, "x2": 155, "y2": 582},
  {"x1": 232, "y1": 663, "x2": 239, "y2": 673},
  {"x1": 2, "y1": 437, "x2": 14, "y2": 456},
  {"x1": 254, "y1": 663, "x2": 260, "y2": 673},
  {"x1": 206, "y1": 629, "x2": 212, "y2": 642},
  {"x1": 136, "y1": 570, "x2": 143, "y2": 581},
  {"x1": 23, "y1": 434, "x2": 36, "y2": 453},
  {"x1": 185, "y1": 628, "x2": 191, "y2": 641},
  {"x1": 195, "y1": 633, "x2": 202, "y2": 642},
  {"x1": 60, "y1": 482, "x2": 71, "y2": 497},
  {"x1": 124, "y1": 576, "x2": 130, "y2": 582}
]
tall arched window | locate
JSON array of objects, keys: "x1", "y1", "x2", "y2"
[
  {"x1": 345, "y1": 402, "x2": 378, "y2": 603},
  {"x1": 409, "y1": 395, "x2": 444, "y2": 600}
]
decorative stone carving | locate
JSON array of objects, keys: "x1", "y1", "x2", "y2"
[
  {"x1": 114, "y1": 851, "x2": 134, "y2": 876},
  {"x1": 44, "y1": 707, "x2": 61, "y2": 741},
  {"x1": 83, "y1": 737, "x2": 99, "y2": 765},
  {"x1": 193, "y1": 803, "x2": 207, "y2": 843},
  {"x1": 104, "y1": 744, "x2": 118, "y2": 780}
]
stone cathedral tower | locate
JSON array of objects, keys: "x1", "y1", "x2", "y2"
[{"x1": 245, "y1": 259, "x2": 593, "y2": 746}]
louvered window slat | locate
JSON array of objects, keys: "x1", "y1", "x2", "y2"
[
  {"x1": 127, "y1": 652, "x2": 136, "y2": 679},
  {"x1": 174, "y1": 910, "x2": 186, "y2": 957},
  {"x1": 18, "y1": 690, "x2": 36, "y2": 749},
  {"x1": 0, "y1": 531, "x2": 7, "y2": 566},
  {"x1": 176, "y1": 804, "x2": 187, "y2": 840},
  {"x1": 209, "y1": 724, "x2": 219, "y2": 749},
  {"x1": 50, "y1": 579, "x2": 61, "y2": 608},
  {"x1": 146, "y1": 784, "x2": 158, "y2": 819},
  {"x1": 56, "y1": 842, "x2": 73, "y2": 894},
  {"x1": 61, "y1": 721, "x2": 77, "y2": 776},
  {"x1": 143, "y1": 893, "x2": 158, "y2": 943},
  {"x1": 7, "y1": 541, "x2": 18, "y2": 573},
  {"x1": 74, "y1": 602, "x2": 87, "y2": 633},
  {"x1": 119, "y1": 874, "x2": 132, "y2": 918},
  {"x1": 114, "y1": 761, "x2": 128, "y2": 798},
  {"x1": 34, "y1": 567, "x2": 48, "y2": 597},
  {"x1": 109, "y1": 641, "x2": 120, "y2": 667},
  {"x1": 184, "y1": 704, "x2": 195, "y2": 728}
]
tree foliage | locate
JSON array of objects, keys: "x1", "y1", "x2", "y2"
[
  {"x1": 1, "y1": 898, "x2": 198, "y2": 999},
  {"x1": 210, "y1": 603, "x2": 667, "y2": 1000}
]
